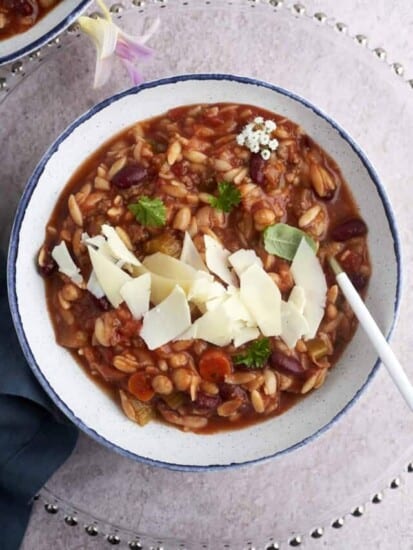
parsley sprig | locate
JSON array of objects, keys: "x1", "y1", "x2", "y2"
[
  {"x1": 208, "y1": 181, "x2": 241, "y2": 213},
  {"x1": 233, "y1": 338, "x2": 271, "y2": 369},
  {"x1": 128, "y1": 196, "x2": 167, "y2": 227}
]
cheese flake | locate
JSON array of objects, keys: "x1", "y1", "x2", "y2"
[
  {"x1": 239, "y1": 263, "x2": 282, "y2": 336},
  {"x1": 192, "y1": 304, "x2": 233, "y2": 346},
  {"x1": 180, "y1": 232, "x2": 208, "y2": 272},
  {"x1": 288, "y1": 285, "x2": 306, "y2": 314},
  {"x1": 188, "y1": 275, "x2": 226, "y2": 313},
  {"x1": 175, "y1": 323, "x2": 198, "y2": 341},
  {"x1": 101, "y1": 224, "x2": 142, "y2": 267},
  {"x1": 120, "y1": 273, "x2": 151, "y2": 320},
  {"x1": 143, "y1": 252, "x2": 198, "y2": 282},
  {"x1": 204, "y1": 235, "x2": 237, "y2": 287},
  {"x1": 87, "y1": 270, "x2": 105, "y2": 299},
  {"x1": 280, "y1": 300, "x2": 309, "y2": 349},
  {"x1": 88, "y1": 247, "x2": 131, "y2": 308},
  {"x1": 140, "y1": 286, "x2": 191, "y2": 350},
  {"x1": 222, "y1": 289, "x2": 256, "y2": 327},
  {"x1": 51, "y1": 241, "x2": 83, "y2": 285},
  {"x1": 291, "y1": 239, "x2": 327, "y2": 338},
  {"x1": 147, "y1": 272, "x2": 192, "y2": 305},
  {"x1": 228, "y1": 249, "x2": 263, "y2": 277},
  {"x1": 233, "y1": 326, "x2": 260, "y2": 347}
]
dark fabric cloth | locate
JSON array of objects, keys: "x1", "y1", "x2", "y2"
[{"x1": 0, "y1": 259, "x2": 78, "y2": 550}]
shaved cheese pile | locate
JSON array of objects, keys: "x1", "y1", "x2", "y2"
[{"x1": 51, "y1": 225, "x2": 327, "y2": 350}]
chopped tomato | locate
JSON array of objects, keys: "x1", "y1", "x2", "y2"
[
  {"x1": 128, "y1": 372, "x2": 154, "y2": 402},
  {"x1": 199, "y1": 349, "x2": 232, "y2": 383}
]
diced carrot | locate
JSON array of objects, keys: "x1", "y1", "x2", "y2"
[
  {"x1": 128, "y1": 372, "x2": 154, "y2": 402},
  {"x1": 199, "y1": 349, "x2": 232, "y2": 383}
]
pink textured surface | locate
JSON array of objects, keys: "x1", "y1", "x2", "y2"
[{"x1": 1, "y1": 0, "x2": 412, "y2": 548}]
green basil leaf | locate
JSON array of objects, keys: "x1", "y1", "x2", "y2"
[{"x1": 263, "y1": 223, "x2": 317, "y2": 261}]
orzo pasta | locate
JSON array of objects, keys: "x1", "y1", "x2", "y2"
[{"x1": 38, "y1": 103, "x2": 370, "y2": 433}]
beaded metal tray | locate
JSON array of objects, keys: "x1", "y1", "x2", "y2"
[{"x1": 2, "y1": 1, "x2": 413, "y2": 548}]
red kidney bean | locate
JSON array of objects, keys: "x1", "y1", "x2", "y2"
[
  {"x1": 331, "y1": 219, "x2": 367, "y2": 242},
  {"x1": 249, "y1": 153, "x2": 265, "y2": 185},
  {"x1": 7, "y1": 0, "x2": 37, "y2": 16},
  {"x1": 219, "y1": 383, "x2": 247, "y2": 402},
  {"x1": 340, "y1": 250, "x2": 363, "y2": 273},
  {"x1": 349, "y1": 273, "x2": 368, "y2": 292},
  {"x1": 111, "y1": 164, "x2": 148, "y2": 189},
  {"x1": 195, "y1": 392, "x2": 221, "y2": 410},
  {"x1": 94, "y1": 296, "x2": 111, "y2": 311},
  {"x1": 270, "y1": 351, "x2": 305, "y2": 376},
  {"x1": 300, "y1": 134, "x2": 313, "y2": 150},
  {"x1": 38, "y1": 257, "x2": 56, "y2": 277},
  {"x1": 91, "y1": 362, "x2": 126, "y2": 383}
]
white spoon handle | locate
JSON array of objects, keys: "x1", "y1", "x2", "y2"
[{"x1": 336, "y1": 271, "x2": 413, "y2": 411}]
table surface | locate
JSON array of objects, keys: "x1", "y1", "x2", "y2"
[{"x1": 3, "y1": 0, "x2": 413, "y2": 548}]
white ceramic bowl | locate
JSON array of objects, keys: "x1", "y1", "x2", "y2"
[
  {"x1": 0, "y1": 0, "x2": 92, "y2": 66},
  {"x1": 7, "y1": 75, "x2": 401, "y2": 471}
]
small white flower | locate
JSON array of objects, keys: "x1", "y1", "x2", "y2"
[
  {"x1": 264, "y1": 120, "x2": 277, "y2": 132},
  {"x1": 251, "y1": 143, "x2": 260, "y2": 153},
  {"x1": 269, "y1": 138, "x2": 279, "y2": 151},
  {"x1": 236, "y1": 118, "x2": 279, "y2": 160},
  {"x1": 236, "y1": 134, "x2": 246, "y2": 146}
]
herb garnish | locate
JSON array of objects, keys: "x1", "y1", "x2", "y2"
[
  {"x1": 128, "y1": 196, "x2": 167, "y2": 227},
  {"x1": 208, "y1": 181, "x2": 241, "y2": 213},
  {"x1": 234, "y1": 338, "x2": 271, "y2": 369},
  {"x1": 263, "y1": 223, "x2": 317, "y2": 261}
]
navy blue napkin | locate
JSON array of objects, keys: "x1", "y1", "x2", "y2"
[{"x1": 0, "y1": 257, "x2": 78, "y2": 550}]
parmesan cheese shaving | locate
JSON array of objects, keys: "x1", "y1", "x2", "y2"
[
  {"x1": 143, "y1": 252, "x2": 199, "y2": 282},
  {"x1": 88, "y1": 247, "x2": 131, "y2": 308},
  {"x1": 228, "y1": 249, "x2": 263, "y2": 277},
  {"x1": 192, "y1": 304, "x2": 234, "y2": 346},
  {"x1": 204, "y1": 235, "x2": 237, "y2": 286},
  {"x1": 239, "y1": 263, "x2": 282, "y2": 336},
  {"x1": 101, "y1": 224, "x2": 142, "y2": 267},
  {"x1": 140, "y1": 286, "x2": 191, "y2": 350},
  {"x1": 87, "y1": 270, "x2": 105, "y2": 299},
  {"x1": 180, "y1": 232, "x2": 208, "y2": 272},
  {"x1": 233, "y1": 326, "x2": 260, "y2": 347},
  {"x1": 120, "y1": 273, "x2": 151, "y2": 319},
  {"x1": 280, "y1": 300, "x2": 309, "y2": 349},
  {"x1": 51, "y1": 241, "x2": 83, "y2": 285},
  {"x1": 291, "y1": 239, "x2": 327, "y2": 338}
]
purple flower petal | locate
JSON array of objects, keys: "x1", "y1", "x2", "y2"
[
  {"x1": 120, "y1": 58, "x2": 145, "y2": 86},
  {"x1": 116, "y1": 37, "x2": 153, "y2": 61}
]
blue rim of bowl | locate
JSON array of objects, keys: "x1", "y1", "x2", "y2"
[
  {"x1": 7, "y1": 73, "x2": 403, "y2": 472},
  {"x1": 0, "y1": 0, "x2": 92, "y2": 66}
]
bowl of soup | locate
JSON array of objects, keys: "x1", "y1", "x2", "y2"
[
  {"x1": 7, "y1": 74, "x2": 401, "y2": 470},
  {"x1": 0, "y1": 0, "x2": 92, "y2": 66}
]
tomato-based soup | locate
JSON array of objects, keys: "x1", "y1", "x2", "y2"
[
  {"x1": 0, "y1": 0, "x2": 61, "y2": 39},
  {"x1": 38, "y1": 103, "x2": 371, "y2": 433}
]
